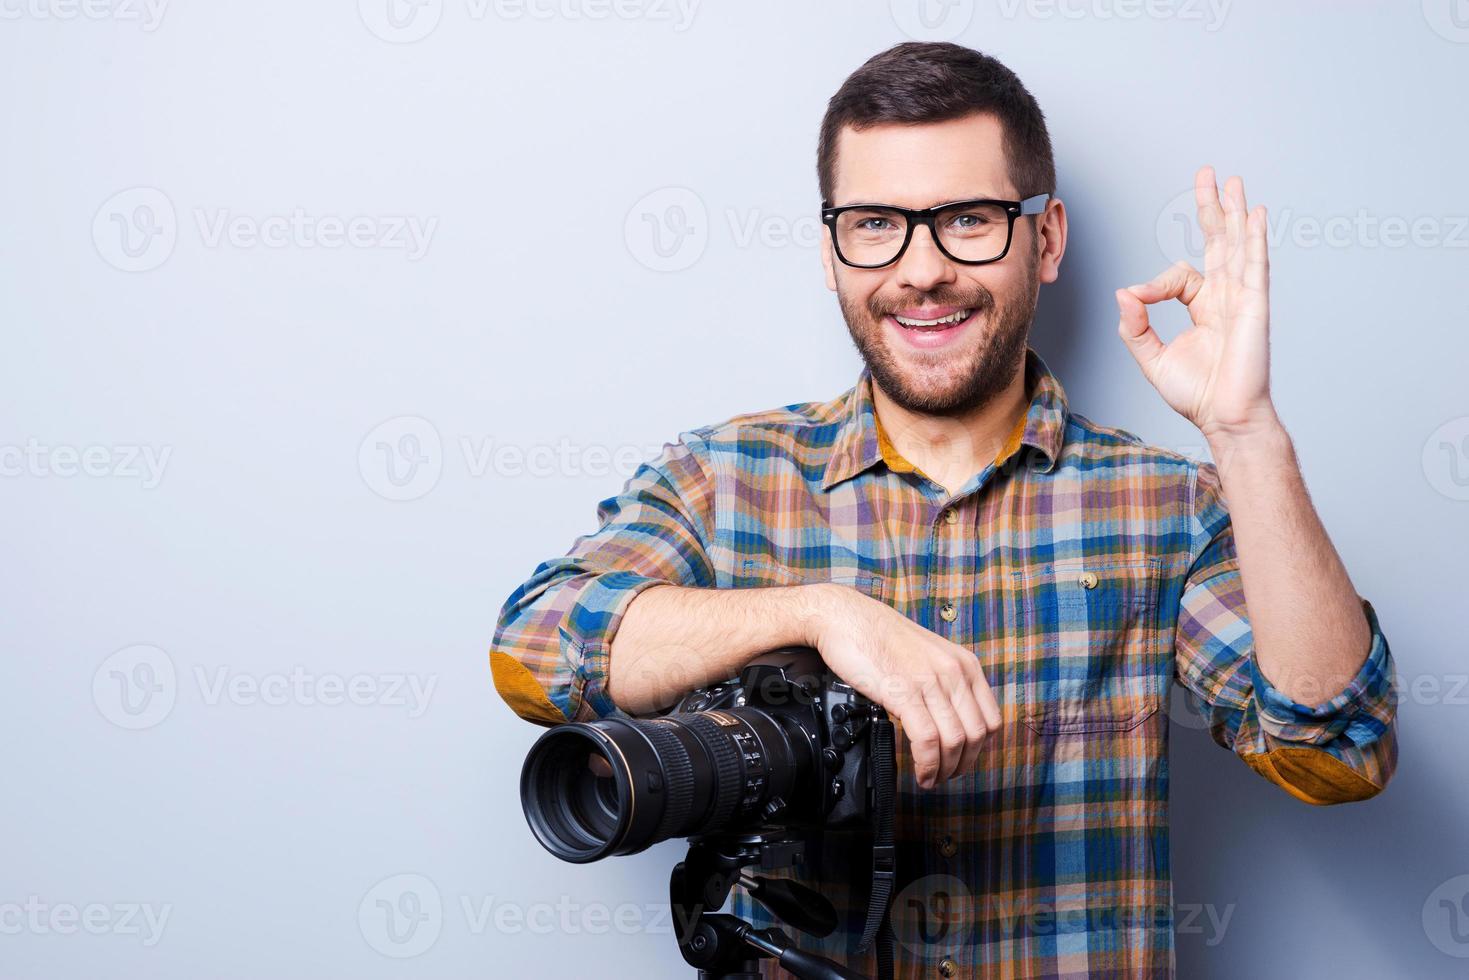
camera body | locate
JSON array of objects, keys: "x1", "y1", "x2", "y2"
[{"x1": 671, "y1": 649, "x2": 883, "y2": 833}]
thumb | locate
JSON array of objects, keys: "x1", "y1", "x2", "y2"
[{"x1": 1115, "y1": 288, "x2": 1165, "y2": 380}]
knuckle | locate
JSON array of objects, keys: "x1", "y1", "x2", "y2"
[{"x1": 934, "y1": 658, "x2": 963, "y2": 687}]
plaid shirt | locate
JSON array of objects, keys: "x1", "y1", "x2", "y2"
[{"x1": 491, "y1": 346, "x2": 1398, "y2": 979}]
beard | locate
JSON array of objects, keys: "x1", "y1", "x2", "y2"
[{"x1": 838, "y1": 244, "x2": 1038, "y2": 417}]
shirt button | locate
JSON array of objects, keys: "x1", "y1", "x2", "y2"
[
  {"x1": 938, "y1": 957, "x2": 958, "y2": 977},
  {"x1": 1079, "y1": 571, "x2": 1099, "y2": 589},
  {"x1": 942, "y1": 507, "x2": 958, "y2": 525},
  {"x1": 939, "y1": 602, "x2": 957, "y2": 622},
  {"x1": 938, "y1": 834, "x2": 957, "y2": 858}
]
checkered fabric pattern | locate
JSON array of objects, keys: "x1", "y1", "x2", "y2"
[{"x1": 492, "y1": 346, "x2": 1397, "y2": 979}]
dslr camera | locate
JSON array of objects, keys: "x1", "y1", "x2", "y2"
[{"x1": 519, "y1": 646, "x2": 897, "y2": 980}]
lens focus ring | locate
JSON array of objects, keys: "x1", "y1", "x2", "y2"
[
  {"x1": 682, "y1": 713, "x2": 746, "y2": 832},
  {"x1": 637, "y1": 721, "x2": 696, "y2": 844}
]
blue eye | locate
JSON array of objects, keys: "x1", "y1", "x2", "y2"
[{"x1": 949, "y1": 213, "x2": 991, "y2": 229}]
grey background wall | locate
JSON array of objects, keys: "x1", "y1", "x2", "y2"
[{"x1": 2, "y1": 2, "x2": 1465, "y2": 977}]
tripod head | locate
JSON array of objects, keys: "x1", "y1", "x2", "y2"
[{"x1": 670, "y1": 831, "x2": 869, "y2": 980}]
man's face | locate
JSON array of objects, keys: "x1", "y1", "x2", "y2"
[{"x1": 822, "y1": 112, "x2": 1053, "y2": 417}]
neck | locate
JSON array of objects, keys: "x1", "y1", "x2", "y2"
[{"x1": 871, "y1": 358, "x2": 1032, "y2": 497}]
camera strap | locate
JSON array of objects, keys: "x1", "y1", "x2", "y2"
[{"x1": 854, "y1": 713, "x2": 896, "y2": 980}]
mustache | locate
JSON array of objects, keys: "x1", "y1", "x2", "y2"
[{"x1": 871, "y1": 287, "x2": 995, "y2": 319}]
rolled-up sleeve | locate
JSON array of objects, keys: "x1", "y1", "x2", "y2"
[
  {"x1": 1172, "y1": 461, "x2": 1398, "y2": 805},
  {"x1": 490, "y1": 430, "x2": 716, "y2": 726}
]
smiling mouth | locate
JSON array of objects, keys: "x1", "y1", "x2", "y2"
[{"x1": 891, "y1": 308, "x2": 974, "y2": 330}]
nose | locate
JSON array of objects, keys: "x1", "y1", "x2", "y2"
[{"x1": 893, "y1": 222, "x2": 957, "y2": 293}]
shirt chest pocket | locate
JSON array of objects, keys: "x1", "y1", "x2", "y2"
[{"x1": 1009, "y1": 557, "x2": 1165, "y2": 736}]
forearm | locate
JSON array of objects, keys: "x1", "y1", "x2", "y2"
[
  {"x1": 607, "y1": 583, "x2": 833, "y2": 716},
  {"x1": 1207, "y1": 421, "x2": 1373, "y2": 706}
]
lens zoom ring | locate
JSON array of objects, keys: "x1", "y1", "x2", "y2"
[
  {"x1": 636, "y1": 721, "x2": 696, "y2": 844},
  {"x1": 683, "y1": 713, "x2": 746, "y2": 832}
]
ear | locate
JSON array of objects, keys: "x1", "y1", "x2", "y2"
[
  {"x1": 1035, "y1": 197, "x2": 1068, "y2": 285},
  {"x1": 820, "y1": 227, "x2": 838, "y2": 292}
]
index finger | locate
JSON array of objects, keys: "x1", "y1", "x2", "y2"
[{"x1": 1194, "y1": 165, "x2": 1227, "y2": 281}]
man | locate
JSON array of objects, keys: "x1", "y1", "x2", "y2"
[{"x1": 491, "y1": 41, "x2": 1397, "y2": 979}]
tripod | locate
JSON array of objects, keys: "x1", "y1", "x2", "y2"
[{"x1": 669, "y1": 832, "x2": 869, "y2": 980}]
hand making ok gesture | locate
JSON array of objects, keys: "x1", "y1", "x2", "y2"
[{"x1": 1116, "y1": 166, "x2": 1280, "y2": 444}]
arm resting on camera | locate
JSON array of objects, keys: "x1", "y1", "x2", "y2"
[{"x1": 606, "y1": 582, "x2": 831, "y2": 716}]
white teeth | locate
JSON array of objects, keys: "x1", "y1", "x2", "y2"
[{"x1": 893, "y1": 309, "x2": 971, "y2": 328}]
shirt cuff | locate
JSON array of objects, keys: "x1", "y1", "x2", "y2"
[
  {"x1": 561, "y1": 569, "x2": 671, "y2": 721},
  {"x1": 1249, "y1": 597, "x2": 1393, "y2": 745}
]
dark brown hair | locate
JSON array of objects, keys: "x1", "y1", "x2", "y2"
[{"x1": 817, "y1": 41, "x2": 1056, "y2": 205}]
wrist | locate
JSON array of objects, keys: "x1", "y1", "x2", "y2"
[
  {"x1": 791, "y1": 582, "x2": 847, "y2": 649},
  {"x1": 1204, "y1": 418, "x2": 1294, "y2": 473}
]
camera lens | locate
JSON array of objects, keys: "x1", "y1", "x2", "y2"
[
  {"x1": 519, "y1": 708, "x2": 815, "y2": 863},
  {"x1": 566, "y1": 749, "x2": 620, "y2": 841}
]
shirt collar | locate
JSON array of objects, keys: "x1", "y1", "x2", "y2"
[{"x1": 820, "y1": 345, "x2": 1069, "y2": 492}]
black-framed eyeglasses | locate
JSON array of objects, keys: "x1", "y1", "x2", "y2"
[{"x1": 820, "y1": 193, "x2": 1051, "y2": 269}]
